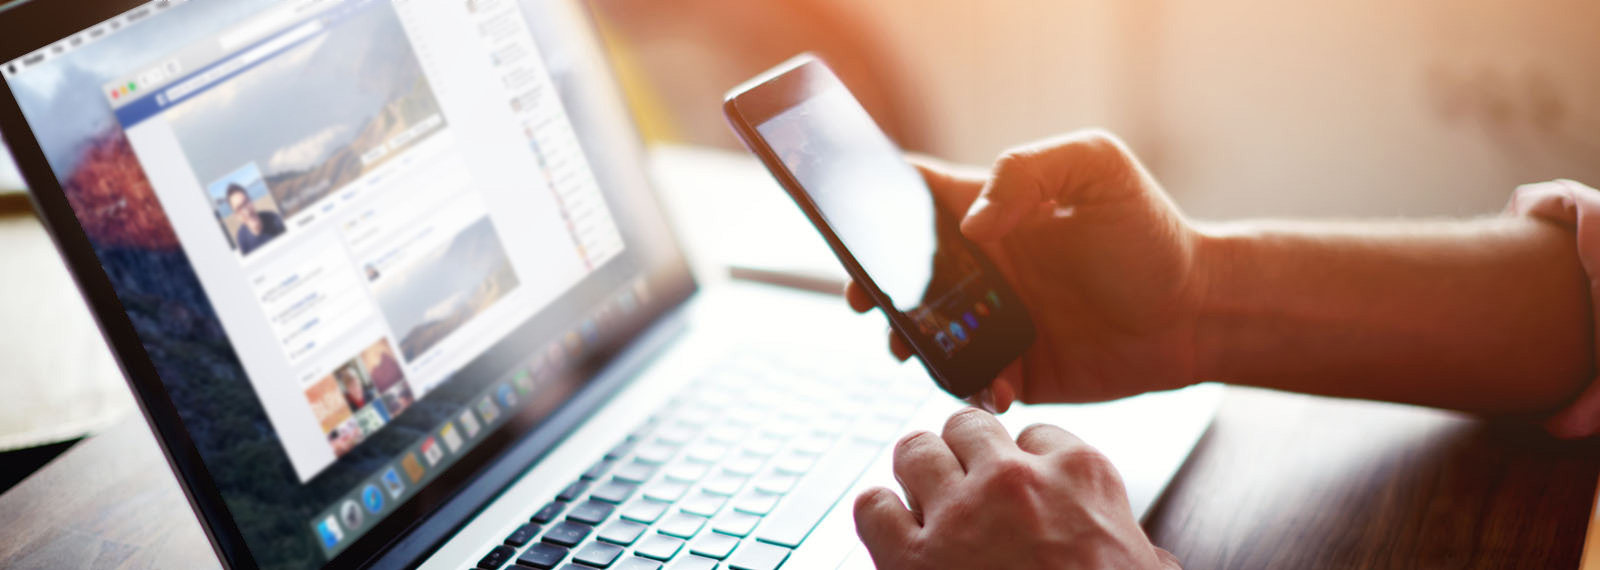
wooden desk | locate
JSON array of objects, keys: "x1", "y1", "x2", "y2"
[
  {"x1": 1, "y1": 387, "x2": 1594, "y2": 569},
  {"x1": 1146, "y1": 388, "x2": 1600, "y2": 569}
]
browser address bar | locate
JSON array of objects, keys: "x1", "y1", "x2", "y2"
[{"x1": 163, "y1": 20, "x2": 325, "y2": 104}]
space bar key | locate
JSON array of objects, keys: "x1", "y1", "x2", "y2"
[{"x1": 754, "y1": 438, "x2": 883, "y2": 548}]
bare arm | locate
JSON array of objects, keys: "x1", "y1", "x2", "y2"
[
  {"x1": 848, "y1": 132, "x2": 1596, "y2": 420},
  {"x1": 1195, "y1": 216, "x2": 1594, "y2": 415}
]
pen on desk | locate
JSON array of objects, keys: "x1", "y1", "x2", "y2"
[{"x1": 728, "y1": 265, "x2": 848, "y2": 296}]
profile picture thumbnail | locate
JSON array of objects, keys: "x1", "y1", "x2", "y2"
[{"x1": 207, "y1": 162, "x2": 287, "y2": 257}]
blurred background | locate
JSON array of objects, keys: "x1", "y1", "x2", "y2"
[
  {"x1": 2, "y1": 0, "x2": 1598, "y2": 488},
  {"x1": 587, "y1": 0, "x2": 1600, "y2": 218}
]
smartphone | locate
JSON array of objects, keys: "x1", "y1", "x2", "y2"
[{"x1": 723, "y1": 54, "x2": 1035, "y2": 399}]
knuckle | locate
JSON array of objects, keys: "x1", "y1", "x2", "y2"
[
  {"x1": 1016, "y1": 423, "x2": 1062, "y2": 446},
  {"x1": 1018, "y1": 422, "x2": 1058, "y2": 439},
  {"x1": 1053, "y1": 128, "x2": 1131, "y2": 170},
  {"x1": 893, "y1": 431, "x2": 937, "y2": 460},
  {"x1": 1075, "y1": 127, "x2": 1122, "y2": 147},
  {"x1": 1057, "y1": 446, "x2": 1117, "y2": 480},
  {"x1": 853, "y1": 486, "x2": 897, "y2": 518},
  {"x1": 942, "y1": 407, "x2": 990, "y2": 435},
  {"x1": 990, "y1": 148, "x2": 1038, "y2": 183},
  {"x1": 984, "y1": 457, "x2": 1039, "y2": 495}
]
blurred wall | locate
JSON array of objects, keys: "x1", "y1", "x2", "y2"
[{"x1": 835, "y1": 0, "x2": 1600, "y2": 218}]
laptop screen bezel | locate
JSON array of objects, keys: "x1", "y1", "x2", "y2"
[{"x1": 0, "y1": 0, "x2": 699, "y2": 567}]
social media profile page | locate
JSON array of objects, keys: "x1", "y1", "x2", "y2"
[{"x1": 103, "y1": 0, "x2": 625, "y2": 484}]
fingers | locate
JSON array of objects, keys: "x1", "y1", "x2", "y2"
[
  {"x1": 908, "y1": 156, "x2": 986, "y2": 217},
  {"x1": 961, "y1": 130, "x2": 1136, "y2": 241},
  {"x1": 991, "y1": 361, "x2": 1024, "y2": 413},
  {"x1": 1015, "y1": 423, "x2": 1083, "y2": 456},
  {"x1": 940, "y1": 408, "x2": 1015, "y2": 470},
  {"x1": 891, "y1": 431, "x2": 962, "y2": 519},
  {"x1": 844, "y1": 281, "x2": 875, "y2": 313},
  {"x1": 853, "y1": 486, "x2": 918, "y2": 561},
  {"x1": 888, "y1": 329, "x2": 913, "y2": 361},
  {"x1": 1154, "y1": 546, "x2": 1182, "y2": 570}
]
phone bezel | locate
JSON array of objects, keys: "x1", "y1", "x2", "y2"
[{"x1": 722, "y1": 54, "x2": 1035, "y2": 399}]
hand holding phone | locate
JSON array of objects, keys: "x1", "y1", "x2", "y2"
[
  {"x1": 728, "y1": 55, "x2": 1217, "y2": 412},
  {"x1": 723, "y1": 55, "x2": 1035, "y2": 400}
]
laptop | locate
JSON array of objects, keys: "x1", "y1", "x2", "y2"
[{"x1": 0, "y1": 0, "x2": 1221, "y2": 568}]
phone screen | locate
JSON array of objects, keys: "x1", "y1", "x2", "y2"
[{"x1": 755, "y1": 85, "x2": 1004, "y2": 357}]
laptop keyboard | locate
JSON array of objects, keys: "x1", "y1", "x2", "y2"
[{"x1": 473, "y1": 349, "x2": 930, "y2": 570}]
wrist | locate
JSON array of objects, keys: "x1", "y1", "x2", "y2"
[{"x1": 1189, "y1": 222, "x2": 1254, "y2": 383}]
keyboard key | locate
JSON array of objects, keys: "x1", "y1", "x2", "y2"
[
  {"x1": 753, "y1": 473, "x2": 798, "y2": 495},
  {"x1": 516, "y1": 543, "x2": 569, "y2": 569},
  {"x1": 772, "y1": 452, "x2": 817, "y2": 475},
  {"x1": 583, "y1": 459, "x2": 617, "y2": 481},
  {"x1": 705, "y1": 423, "x2": 749, "y2": 444},
  {"x1": 656, "y1": 422, "x2": 700, "y2": 445},
  {"x1": 542, "y1": 521, "x2": 592, "y2": 547},
  {"x1": 567, "y1": 499, "x2": 616, "y2": 526},
  {"x1": 759, "y1": 419, "x2": 803, "y2": 438},
  {"x1": 574, "y1": 541, "x2": 625, "y2": 568},
  {"x1": 615, "y1": 556, "x2": 663, "y2": 570},
  {"x1": 644, "y1": 480, "x2": 690, "y2": 502},
  {"x1": 635, "y1": 441, "x2": 679, "y2": 464},
  {"x1": 613, "y1": 461, "x2": 659, "y2": 484},
  {"x1": 657, "y1": 512, "x2": 707, "y2": 539},
  {"x1": 726, "y1": 540, "x2": 789, "y2": 570},
  {"x1": 633, "y1": 534, "x2": 685, "y2": 561},
  {"x1": 710, "y1": 511, "x2": 760, "y2": 538},
  {"x1": 631, "y1": 417, "x2": 662, "y2": 440},
  {"x1": 701, "y1": 472, "x2": 748, "y2": 497},
  {"x1": 663, "y1": 461, "x2": 711, "y2": 483},
  {"x1": 680, "y1": 491, "x2": 728, "y2": 517},
  {"x1": 504, "y1": 523, "x2": 541, "y2": 547},
  {"x1": 532, "y1": 501, "x2": 566, "y2": 524},
  {"x1": 678, "y1": 403, "x2": 723, "y2": 425},
  {"x1": 477, "y1": 544, "x2": 515, "y2": 569},
  {"x1": 620, "y1": 499, "x2": 671, "y2": 524},
  {"x1": 606, "y1": 439, "x2": 637, "y2": 461},
  {"x1": 722, "y1": 454, "x2": 765, "y2": 477},
  {"x1": 557, "y1": 480, "x2": 590, "y2": 502},
  {"x1": 666, "y1": 555, "x2": 719, "y2": 570},
  {"x1": 689, "y1": 532, "x2": 739, "y2": 560},
  {"x1": 597, "y1": 519, "x2": 648, "y2": 546},
  {"x1": 591, "y1": 479, "x2": 639, "y2": 504},
  {"x1": 726, "y1": 408, "x2": 765, "y2": 427},
  {"x1": 685, "y1": 442, "x2": 730, "y2": 464},
  {"x1": 732, "y1": 491, "x2": 779, "y2": 516},
  {"x1": 741, "y1": 436, "x2": 784, "y2": 457},
  {"x1": 754, "y1": 439, "x2": 880, "y2": 548}
]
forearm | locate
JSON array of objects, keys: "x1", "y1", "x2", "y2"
[{"x1": 1193, "y1": 216, "x2": 1594, "y2": 414}]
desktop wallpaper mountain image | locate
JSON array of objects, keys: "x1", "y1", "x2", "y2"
[
  {"x1": 374, "y1": 217, "x2": 522, "y2": 362},
  {"x1": 164, "y1": 3, "x2": 447, "y2": 220}
]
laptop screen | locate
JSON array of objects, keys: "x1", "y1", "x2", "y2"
[{"x1": 0, "y1": 0, "x2": 690, "y2": 566}]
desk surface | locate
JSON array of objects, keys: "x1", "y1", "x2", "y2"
[{"x1": 1, "y1": 387, "x2": 1595, "y2": 569}]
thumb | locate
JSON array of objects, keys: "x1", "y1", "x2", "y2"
[
  {"x1": 961, "y1": 130, "x2": 1139, "y2": 241},
  {"x1": 908, "y1": 155, "x2": 985, "y2": 218},
  {"x1": 961, "y1": 148, "x2": 1048, "y2": 242}
]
